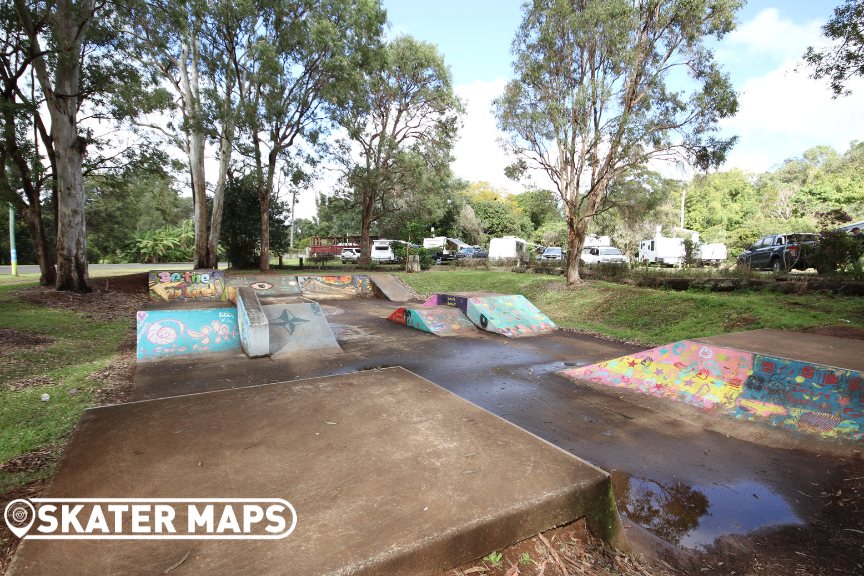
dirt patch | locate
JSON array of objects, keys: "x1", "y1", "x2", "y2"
[
  {"x1": 723, "y1": 314, "x2": 760, "y2": 331},
  {"x1": 799, "y1": 325, "x2": 864, "y2": 341},
  {"x1": 15, "y1": 273, "x2": 148, "y2": 323},
  {"x1": 0, "y1": 446, "x2": 60, "y2": 475},
  {"x1": 0, "y1": 328, "x2": 53, "y2": 351},
  {"x1": 4, "y1": 375, "x2": 53, "y2": 391},
  {"x1": 89, "y1": 333, "x2": 136, "y2": 405},
  {"x1": 440, "y1": 519, "x2": 675, "y2": 576}
]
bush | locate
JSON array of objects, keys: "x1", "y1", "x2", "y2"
[
  {"x1": 813, "y1": 231, "x2": 864, "y2": 275},
  {"x1": 454, "y1": 257, "x2": 490, "y2": 269},
  {"x1": 395, "y1": 245, "x2": 435, "y2": 270}
]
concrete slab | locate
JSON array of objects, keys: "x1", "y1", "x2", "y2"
[
  {"x1": 8, "y1": 368, "x2": 619, "y2": 576},
  {"x1": 263, "y1": 302, "x2": 342, "y2": 356},
  {"x1": 696, "y1": 329, "x2": 864, "y2": 372},
  {"x1": 387, "y1": 305, "x2": 478, "y2": 336},
  {"x1": 370, "y1": 273, "x2": 417, "y2": 301}
]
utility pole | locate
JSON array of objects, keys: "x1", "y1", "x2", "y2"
[
  {"x1": 8, "y1": 203, "x2": 17, "y2": 276},
  {"x1": 289, "y1": 189, "x2": 299, "y2": 250}
]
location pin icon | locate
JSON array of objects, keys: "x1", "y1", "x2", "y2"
[{"x1": 4, "y1": 499, "x2": 36, "y2": 538}]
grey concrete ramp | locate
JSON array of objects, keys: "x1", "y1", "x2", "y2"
[
  {"x1": 8, "y1": 368, "x2": 620, "y2": 576},
  {"x1": 370, "y1": 273, "x2": 417, "y2": 302},
  {"x1": 696, "y1": 329, "x2": 864, "y2": 372},
  {"x1": 263, "y1": 302, "x2": 342, "y2": 356}
]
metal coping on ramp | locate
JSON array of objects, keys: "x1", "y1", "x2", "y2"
[
  {"x1": 435, "y1": 293, "x2": 557, "y2": 338},
  {"x1": 7, "y1": 368, "x2": 622, "y2": 576},
  {"x1": 559, "y1": 338, "x2": 864, "y2": 441},
  {"x1": 263, "y1": 301, "x2": 342, "y2": 356},
  {"x1": 387, "y1": 306, "x2": 477, "y2": 336}
]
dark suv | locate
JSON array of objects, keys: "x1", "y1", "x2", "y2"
[
  {"x1": 453, "y1": 246, "x2": 488, "y2": 259},
  {"x1": 736, "y1": 233, "x2": 818, "y2": 273}
]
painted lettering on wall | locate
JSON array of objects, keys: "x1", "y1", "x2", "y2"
[{"x1": 148, "y1": 269, "x2": 226, "y2": 302}]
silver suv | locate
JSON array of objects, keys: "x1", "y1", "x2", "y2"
[{"x1": 341, "y1": 248, "x2": 361, "y2": 263}]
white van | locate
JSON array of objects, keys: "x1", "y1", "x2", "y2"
[{"x1": 372, "y1": 240, "x2": 396, "y2": 263}]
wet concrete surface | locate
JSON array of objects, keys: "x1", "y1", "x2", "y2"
[{"x1": 133, "y1": 298, "x2": 845, "y2": 552}]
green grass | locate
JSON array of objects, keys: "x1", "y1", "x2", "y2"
[
  {"x1": 0, "y1": 283, "x2": 129, "y2": 492},
  {"x1": 395, "y1": 270, "x2": 864, "y2": 345}
]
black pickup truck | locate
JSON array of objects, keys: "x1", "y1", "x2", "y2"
[{"x1": 736, "y1": 233, "x2": 819, "y2": 273}]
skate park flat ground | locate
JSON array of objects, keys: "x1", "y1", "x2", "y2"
[
  {"x1": 133, "y1": 298, "x2": 859, "y2": 556},
  {"x1": 9, "y1": 368, "x2": 615, "y2": 576}
]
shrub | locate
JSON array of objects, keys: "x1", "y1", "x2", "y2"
[{"x1": 813, "y1": 231, "x2": 864, "y2": 275}]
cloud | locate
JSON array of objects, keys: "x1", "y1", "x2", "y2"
[{"x1": 716, "y1": 9, "x2": 864, "y2": 173}]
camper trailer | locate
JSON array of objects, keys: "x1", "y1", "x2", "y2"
[
  {"x1": 698, "y1": 243, "x2": 728, "y2": 266},
  {"x1": 422, "y1": 236, "x2": 469, "y2": 262},
  {"x1": 638, "y1": 236, "x2": 686, "y2": 266},
  {"x1": 488, "y1": 236, "x2": 543, "y2": 261}
]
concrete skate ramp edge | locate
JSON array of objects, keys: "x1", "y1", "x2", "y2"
[
  {"x1": 226, "y1": 274, "x2": 301, "y2": 302},
  {"x1": 370, "y1": 273, "x2": 416, "y2": 302},
  {"x1": 560, "y1": 339, "x2": 864, "y2": 441},
  {"x1": 465, "y1": 294, "x2": 557, "y2": 338},
  {"x1": 136, "y1": 308, "x2": 241, "y2": 361},
  {"x1": 388, "y1": 306, "x2": 477, "y2": 336},
  {"x1": 148, "y1": 269, "x2": 225, "y2": 303},
  {"x1": 263, "y1": 301, "x2": 342, "y2": 356},
  {"x1": 8, "y1": 368, "x2": 622, "y2": 576},
  {"x1": 297, "y1": 274, "x2": 372, "y2": 298}
]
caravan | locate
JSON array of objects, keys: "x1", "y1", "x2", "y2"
[
  {"x1": 423, "y1": 236, "x2": 469, "y2": 262},
  {"x1": 488, "y1": 236, "x2": 543, "y2": 261},
  {"x1": 638, "y1": 237, "x2": 686, "y2": 266}
]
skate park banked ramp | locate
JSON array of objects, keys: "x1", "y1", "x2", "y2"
[
  {"x1": 263, "y1": 302, "x2": 342, "y2": 356},
  {"x1": 8, "y1": 368, "x2": 622, "y2": 576},
  {"x1": 559, "y1": 329, "x2": 864, "y2": 441},
  {"x1": 388, "y1": 293, "x2": 556, "y2": 337},
  {"x1": 387, "y1": 305, "x2": 477, "y2": 336}
]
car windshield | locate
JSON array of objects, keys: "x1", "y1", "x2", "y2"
[
  {"x1": 373, "y1": 245, "x2": 388, "y2": 251},
  {"x1": 599, "y1": 248, "x2": 622, "y2": 255},
  {"x1": 457, "y1": 247, "x2": 473, "y2": 254},
  {"x1": 544, "y1": 248, "x2": 562, "y2": 254}
]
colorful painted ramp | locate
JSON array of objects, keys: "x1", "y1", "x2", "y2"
[
  {"x1": 388, "y1": 306, "x2": 477, "y2": 336},
  {"x1": 263, "y1": 302, "x2": 342, "y2": 356},
  {"x1": 464, "y1": 294, "x2": 556, "y2": 337},
  {"x1": 560, "y1": 339, "x2": 864, "y2": 441},
  {"x1": 136, "y1": 308, "x2": 240, "y2": 361}
]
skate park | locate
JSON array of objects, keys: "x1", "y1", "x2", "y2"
[{"x1": 8, "y1": 270, "x2": 864, "y2": 575}]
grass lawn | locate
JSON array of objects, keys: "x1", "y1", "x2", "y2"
[
  {"x1": 395, "y1": 270, "x2": 864, "y2": 346},
  {"x1": 0, "y1": 283, "x2": 129, "y2": 493}
]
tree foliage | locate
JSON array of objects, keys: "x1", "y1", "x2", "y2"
[
  {"x1": 805, "y1": 0, "x2": 864, "y2": 97},
  {"x1": 495, "y1": 0, "x2": 741, "y2": 284}
]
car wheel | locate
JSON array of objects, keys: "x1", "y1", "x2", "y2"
[{"x1": 771, "y1": 258, "x2": 786, "y2": 275}]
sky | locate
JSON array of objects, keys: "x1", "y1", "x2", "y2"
[{"x1": 294, "y1": 0, "x2": 864, "y2": 219}]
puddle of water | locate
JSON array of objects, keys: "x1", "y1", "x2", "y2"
[{"x1": 611, "y1": 471, "x2": 802, "y2": 549}]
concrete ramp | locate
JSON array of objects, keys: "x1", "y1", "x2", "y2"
[
  {"x1": 263, "y1": 302, "x2": 342, "y2": 356},
  {"x1": 560, "y1": 334, "x2": 864, "y2": 441},
  {"x1": 370, "y1": 273, "x2": 416, "y2": 301},
  {"x1": 297, "y1": 275, "x2": 372, "y2": 298},
  {"x1": 8, "y1": 368, "x2": 621, "y2": 576},
  {"x1": 465, "y1": 294, "x2": 556, "y2": 337},
  {"x1": 388, "y1": 306, "x2": 477, "y2": 336},
  {"x1": 136, "y1": 307, "x2": 241, "y2": 361}
]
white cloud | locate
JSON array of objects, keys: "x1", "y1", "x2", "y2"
[{"x1": 716, "y1": 8, "x2": 864, "y2": 173}]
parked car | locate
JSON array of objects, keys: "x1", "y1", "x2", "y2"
[
  {"x1": 540, "y1": 247, "x2": 563, "y2": 261},
  {"x1": 453, "y1": 246, "x2": 488, "y2": 259},
  {"x1": 340, "y1": 247, "x2": 361, "y2": 263},
  {"x1": 736, "y1": 233, "x2": 819, "y2": 273},
  {"x1": 372, "y1": 240, "x2": 397, "y2": 263},
  {"x1": 581, "y1": 246, "x2": 628, "y2": 267}
]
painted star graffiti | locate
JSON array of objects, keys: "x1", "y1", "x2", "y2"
[{"x1": 270, "y1": 309, "x2": 310, "y2": 335}]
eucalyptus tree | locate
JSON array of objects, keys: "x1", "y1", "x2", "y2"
[
  {"x1": 495, "y1": 0, "x2": 740, "y2": 284},
  {"x1": 240, "y1": 0, "x2": 386, "y2": 271},
  {"x1": 0, "y1": 2, "x2": 55, "y2": 285},
  {"x1": 12, "y1": 0, "x2": 99, "y2": 290},
  {"x1": 805, "y1": 0, "x2": 864, "y2": 97},
  {"x1": 332, "y1": 36, "x2": 462, "y2": 265},
  {"x1": 126, "y1": 0, "x2": 256, "y2": 268}
]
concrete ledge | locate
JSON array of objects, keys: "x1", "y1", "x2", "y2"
[
  {"x1": 236, "y1": 287, "x2": 270, "y2": 358},
  {"x1": 9, "y1": 368, "x2": 621, "y2": 575}
]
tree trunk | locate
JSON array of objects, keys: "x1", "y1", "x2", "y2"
[
  {"x1": 359, "y1": 202, "x2": 373, "y2": 267},
  {"x1": 259, "y1": 150, "x2": 278, "y2": 272},
  {"x1": 565, "y1": 213, "x2": 583, "y2": 285},
  {"x1": 206, "y1": 91, "x2": 235, "y2": 269},
  {"x1": 20, "y1": 203, "x2": 56, "y2": 286},
  {"x1": 51, "y1": 105, "x2": 89, "y2": 292}
]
